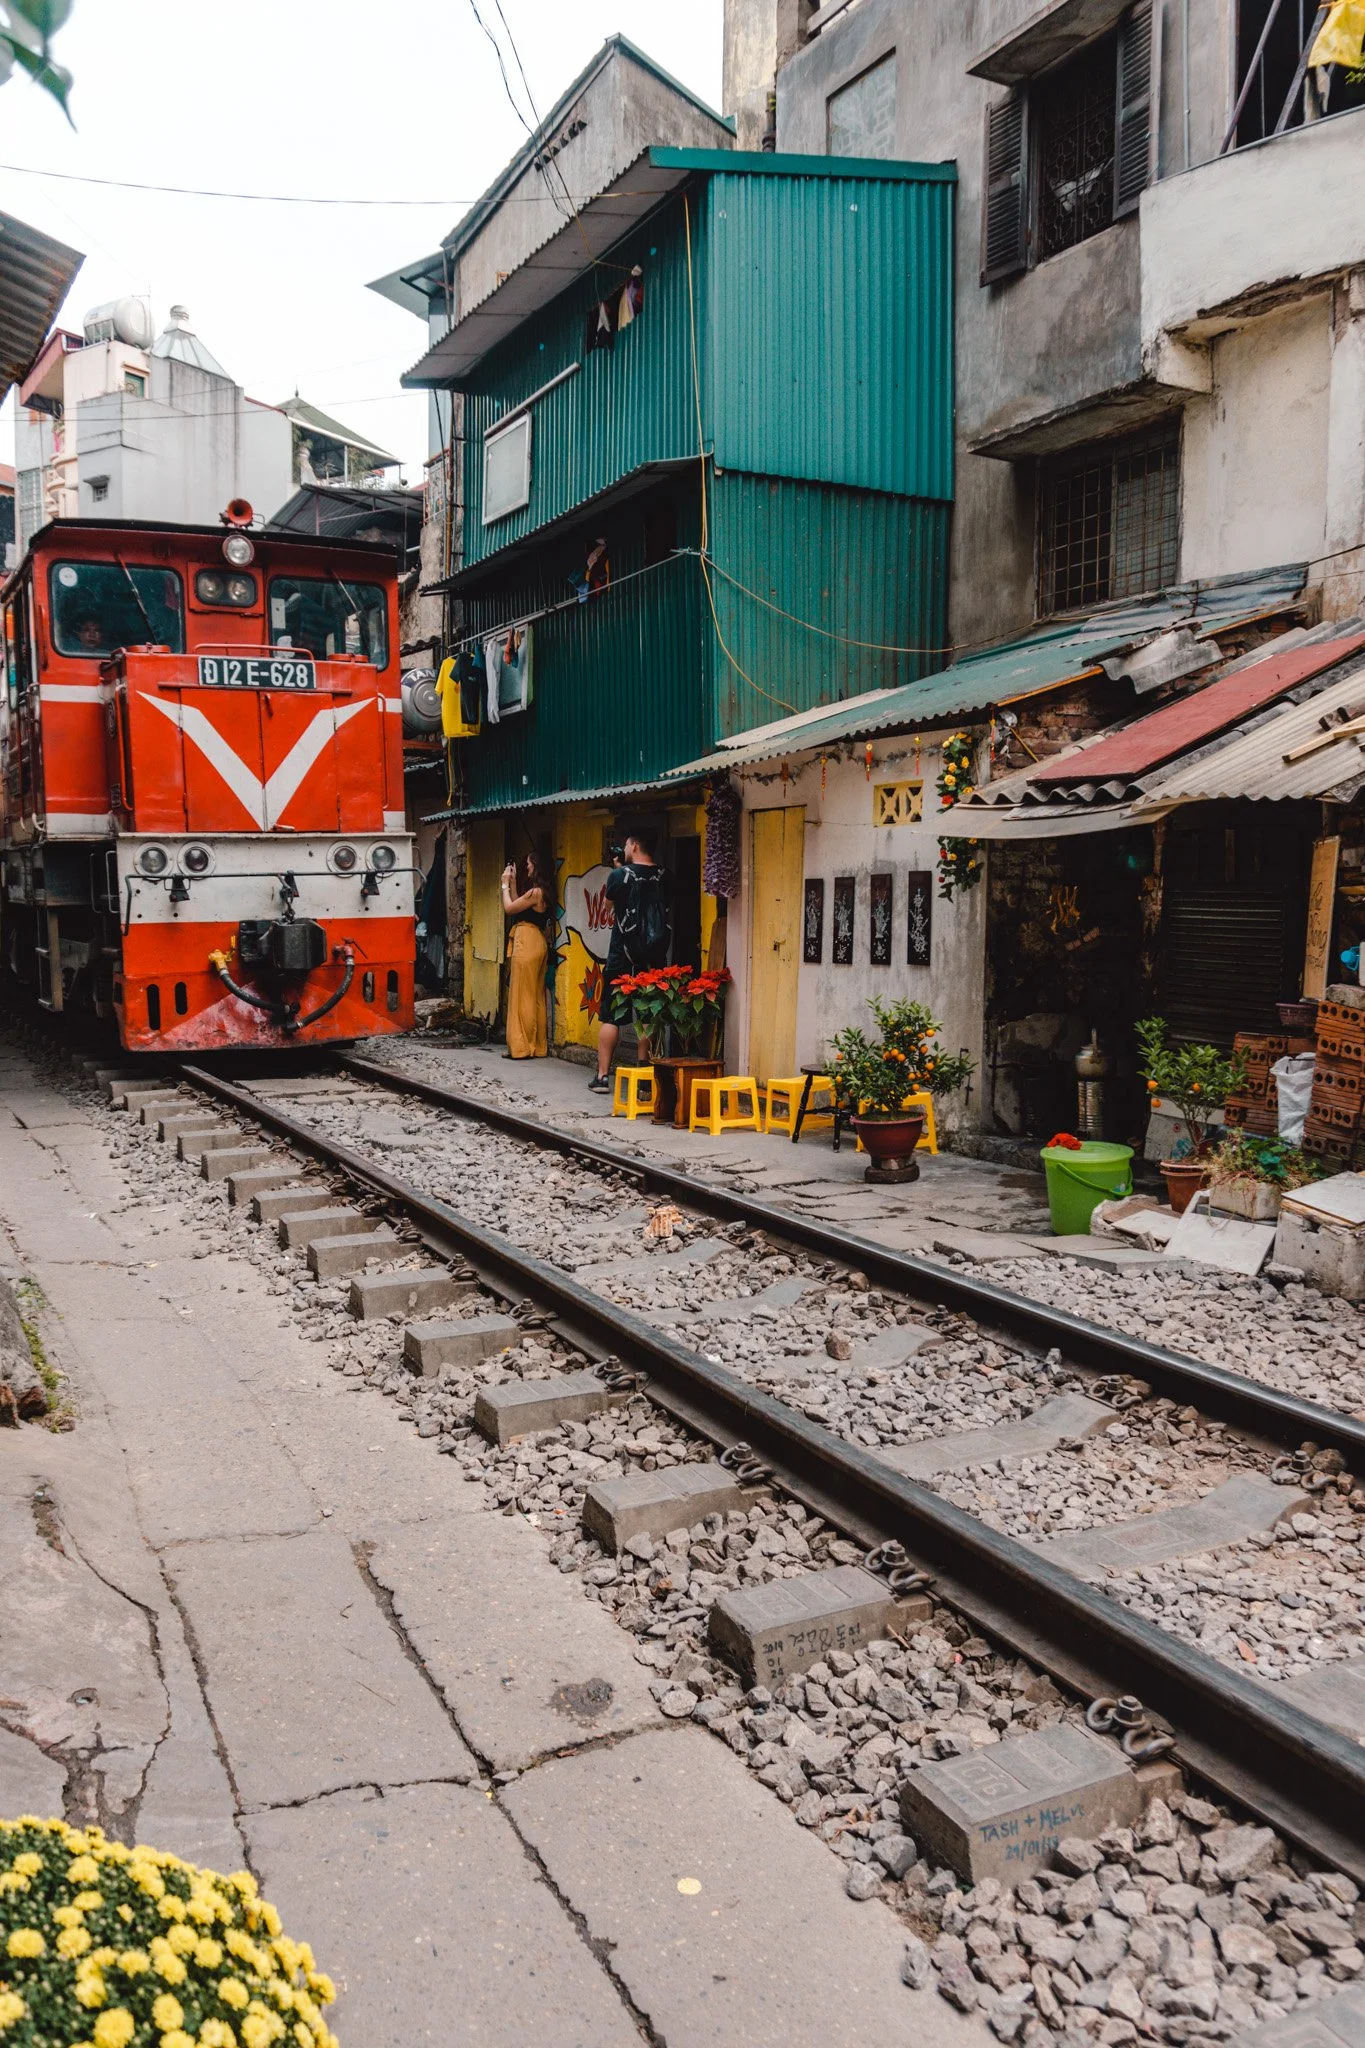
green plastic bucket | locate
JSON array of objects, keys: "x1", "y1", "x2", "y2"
[{"x1": 1039, "y1": 1140, "x2": 1134, "y2": 1236}]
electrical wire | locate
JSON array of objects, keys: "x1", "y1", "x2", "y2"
[{"x1": 0, "y1": 161, "x2": 469, "y2": 205}]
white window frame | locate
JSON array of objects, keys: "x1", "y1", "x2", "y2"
[{"x1": 482, "y1": 412, "x2": 533, "y2": 526}]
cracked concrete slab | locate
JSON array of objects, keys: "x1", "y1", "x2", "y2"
[
  {"x1": 0, "y1": 1721, "x2": 67, "y2": 1814},
  {"x1": 166, "y1": 1526, "x2": 475, "y2": 1809},
  {"x1": 503, "y1": 1726, "x2": 986, "y2": 2048},
  {"x1": 56, "y1": 1315, "x2": 318, "y2": 1545},
  {"x1": 245, "y1": 1781, "x2": 642, "y2": 2048},
  {"x1": 366, "y1": 1510, "x2": 660, "y2": 1772}
]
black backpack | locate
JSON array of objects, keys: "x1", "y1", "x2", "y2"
[{"x1": 617, "y1": 865, "x2": 671, "y2": 967}]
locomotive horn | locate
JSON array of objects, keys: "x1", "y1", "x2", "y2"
[{"x1": 221, "y1": 499, "x2": 254, "y2": 527}]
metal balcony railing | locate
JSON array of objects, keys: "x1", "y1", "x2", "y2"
[{"x1": 1221, "y1": 0, "x2": 1331, "y2": 151}]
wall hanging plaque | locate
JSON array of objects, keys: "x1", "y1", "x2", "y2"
[
  {"x1": 832, "y1": 876, "x2": 855, "y2": 964},
  {"x1": 803, "y1": 878, "x2": 825, "y2": 964},
  {"x1": 907, "y1": 870, "x2": 933, "y2": 967},
  {"x1": 870, "y1": 872, "x2": 893, "y2": 964}
]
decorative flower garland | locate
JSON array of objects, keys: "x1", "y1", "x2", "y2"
[
  {"x1": 0, "y1": 1818, "x2": 338, "y2": 2048},
  {"x1": 935, "y1": 730, "x2": 983, "y2": 902},
  {"x1": 702, "y1": 780, "x2": 741, "y2": 899}
]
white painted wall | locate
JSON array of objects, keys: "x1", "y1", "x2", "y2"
[
  {"x1": 724, "y1": 732, "x2": 987, "y2": 1132},
  {"x1": 1180, "y1": 297, "x2": 1332, "y2": 581},
  {"x1": 1141, "y1": 112, "x2": 1365, "y2": 349}
]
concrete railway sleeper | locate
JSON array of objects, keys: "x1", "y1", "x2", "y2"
[
  {"x1": 23, "y1": 1038, "x2": 1356, "y2": 2041},
  {"x1": 103, "y1": 1054, "x2": 1363, "y2": 1898}
]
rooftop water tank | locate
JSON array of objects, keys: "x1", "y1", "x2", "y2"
[{"x1": 82, "y1": 296, "x2": 154, "y2": 348}]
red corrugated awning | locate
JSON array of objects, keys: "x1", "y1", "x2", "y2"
[{"x1": 1031, "y1": 631, "x2": 1365, "y2": 784}]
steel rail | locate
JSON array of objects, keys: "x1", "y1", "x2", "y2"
[
  {"x1": 183, "y1": 1061, "x2": 1365, "y2": 1881},
  {"x1": 338, "y1": 1054, "x2": 1365, "y2": 1470}
]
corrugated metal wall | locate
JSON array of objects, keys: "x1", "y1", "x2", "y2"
[
  {"x1": 460, "y1": 204, "x2": 699, "y2": 568},
  {"x1": 460, "y1": 549, "x2": 709, "y2": 812},
  {"x1": 707, "y1": 472, "x2": 949, "y2": 738},
  {"x1": 702, "y1": 167, "x2": 955, "y2": 504}
]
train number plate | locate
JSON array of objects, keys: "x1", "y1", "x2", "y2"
[{"x1": 197, "y1": 655, "x2": 316, "y2": 691}]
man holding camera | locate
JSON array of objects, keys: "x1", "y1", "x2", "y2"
[{"x1": 590, "y1": 828, "x2": 671, "y2": 1093}]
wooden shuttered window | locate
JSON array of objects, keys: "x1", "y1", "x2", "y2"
[
  {"x1": 980, "y1": 90, "x2": 1029, "y2": 285},
  {"x1": 980, "y1": 1, "x2": 1157, "y2": 280},
  {"x1": 1114, "y1": 0, "x2": 1156, "y2": 216}
]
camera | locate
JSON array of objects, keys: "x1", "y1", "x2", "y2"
[{"x1": 607, "y1": 842, "x2": 625, "y2": 866}]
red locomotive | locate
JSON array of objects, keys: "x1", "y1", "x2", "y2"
[{"x1": 0, "y1": 506, "x2": 414, "y2": 1050}]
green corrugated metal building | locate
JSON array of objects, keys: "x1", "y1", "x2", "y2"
[{"x1": 410, "y1": 147, "x2": 957, "y2": 816}]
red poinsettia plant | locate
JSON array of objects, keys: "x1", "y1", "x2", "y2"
[{"x1": 614, "y1": 964, "x2": 731, "y2": 1052}]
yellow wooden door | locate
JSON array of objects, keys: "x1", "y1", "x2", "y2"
[
  {"x1": 748, "y1": 805, "x2": 805, "y2": 1081},
  {"x1": 464, "y1": 815, "x2": 505, "y2": 1021}
]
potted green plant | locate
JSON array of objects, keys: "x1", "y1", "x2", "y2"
[
  {"x1": 830, "y1": 997, "x2": 975, "y2": 1181},
  {"x1": 1206, "y1": 1131, "x2": 1325, "y2": 1220},
  {"x1": 614, "y1": 965, "x2": 732, "y2": 1127},
  {"x1": 1135, "y1": 1016, "x2": 1247, "y2": 1214}
]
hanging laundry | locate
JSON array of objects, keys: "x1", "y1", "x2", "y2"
[
  {"x1": 1310, "y1": 0, "x2": 1365, "y2": 66},
  {"x1": 585, "y1": 296, "x2": 617, "y2": 353},
  {"x1": 617, "y1": 265, "x2": 645, "y2": 330},
  {"x1": 497, "y1": 624, "x2": 534, "y2": 716},
  {"x1": 567, "y1": 537, "x2": 611, "y2": 605},
  {"x1": 435, "y1": 653, "x2": 482, "y2": 738},
  {"x1": 483, "y1": 634, "x2": 503, "y2": 726}
]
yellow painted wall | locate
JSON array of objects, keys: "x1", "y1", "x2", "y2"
[
  {"x1": 748, "y1": 805, "x2": 805, "y2": 1081},
  {"x1": 464, "y1": 814, "x2": 505, "y2": 1021},
  {"x1": 554, "y1": 808, "x2": 608, "y2": 1049}
]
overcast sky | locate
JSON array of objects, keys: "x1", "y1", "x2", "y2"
[{"x1": 0, "y1": 0, "x2": 724, "y2": 481}]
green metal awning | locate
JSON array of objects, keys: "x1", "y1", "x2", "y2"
[{"x1": 663, "y1": 562, "x2": 1309, "y2": 777}]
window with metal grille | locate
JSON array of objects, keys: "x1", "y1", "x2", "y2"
[
  {"x1": 1035, "y1": 37, "x2": 1117, "y2": 261},
  {"x1": 980, "y1": 2, "x2": 1153, "y2": 285},
  {"x1": 1038, "y1": 422, "x2": 1180, "y2": 615}
]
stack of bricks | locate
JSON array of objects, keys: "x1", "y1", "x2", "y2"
[
  {"x1": 1223, "y1": 1032, "x2": 1285, "y2": 1138},
  {"x1": 1304, "y1": 997, "x2": 1365, "y2": 1165}
]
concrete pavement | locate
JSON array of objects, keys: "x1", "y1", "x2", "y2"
[{"x1": 0, "y1": 1045, "x2": 988, "y2": 2048}]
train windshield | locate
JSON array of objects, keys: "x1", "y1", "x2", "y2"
[
  {"x1": 268, "y1": 577, "x2": 388, "y2": 666},
  {"x1": 49, "y1": 561, "x2": 185, "y2": 658}
]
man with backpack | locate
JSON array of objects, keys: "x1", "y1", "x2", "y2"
[{"x1": 590, "y1": 828, "x2": 671, "y2": 1093}]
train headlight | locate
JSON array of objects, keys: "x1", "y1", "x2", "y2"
[
  {"x1": 368, "y1": 843, "x2": 398, "y2": 873},
  {"x1": 196, "y1": 571, "x2": 226, "y2": 603},
  {"x1": 181, "y1": 843, "x2": 213, "y2": 875},
  {"x1": 222, "y1": 532, "x2": 255, "y2": 568},
  {"x1": 226, "y1": 574, "x2": 256, "y2": 605},
  {"x1": 330, "y1": 843, "x2": 358, "y2": 873},
  {"x1": 137, "y1": 844, "x2": 169, "y2": 877}
]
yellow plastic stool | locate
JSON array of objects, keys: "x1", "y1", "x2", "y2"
[
  {"x1": 854, "y1": 1090, "x2": 939, "y2": 1153},
  {"x1": 689, "y1": 1074, "x2": 762, "y2": 1137},
  {"x1": 612, "y1": 1066, "x2": 656, "y2": 1120},
  {"x1": 764, "y1": 1075, "x2": 833, "y2": 1137}
]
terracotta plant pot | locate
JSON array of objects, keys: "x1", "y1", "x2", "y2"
[
  {"x1": 651, "y1": 1055, "x2": 723, "y2": 1129},
  {"x1": 850, "y1": 1113, "x2": 925, "y2": 1184},
  {"x1": 1160, "y1": 1158, "x2": 1210, "y2": 1215}
]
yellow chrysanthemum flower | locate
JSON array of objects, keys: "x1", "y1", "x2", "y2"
[
  {"x1": 74, "y1": 1975, "x2": 108, "y2": 2008},
  {"x1": 58, "y1": 1925, "x2": 94, "y2": 1958},
  {"x1": 241, "y1": 2020, "x2": 274, "y2": 2048},
  {"x1": 11, "y1": 1853, "x2": 41, "y2": 1877},
  {"x1": 134, "y1": 1866, "x2": 167, "y2": 1900},
  {"x1": 91, "y1": 1948, "x2": 117, "y2": 1968},
  {"x1": 157, "y1": 1894, "x2": 187, "y2": 1922},
  {"x1": 118, "y1": 1949, "x2": 150, "y2": 1975},
  {"x1": 160, "y1": 2034, "x2": 194, "y2": 2048},
  {"x1": 167, "y1": 1923, "x2": 198, "y2": 1956},
  {"x1": 64, "y1": 1830, "x2": 91, "y2": 1853},
  {"x1": 293, "y1": 2028, "x2": 311, "y2": 2048},
  {"x1": 188, "y1": 1893, "x2": 218, "y2": 1926},
  {"x1": 200, "y1": 2020, "x2": 237, "y2": 2048},
  {"x1": 117, "y1": 1906, "x2": 134, "y2": 1924},
  {"x1": 151, "y1": 1994, "x2": 184, "y2": 2031},
  {"x1": 92, "y1": 2010, "x2": 135, "y2": 2048},
  {"x1": 150, "y1": 1944, "x2": 187, "y2": 1987},
  {"x1": 6, "y1": 1929, "x2": 44, "y2": 1958},
  {"x1": 231, "y1": 1872, "x2": 258, "y2": 1900},
  {"x1": 73, "y1": 1890, "x2": 105, "y2": 1910},
  {"x1": 260, "y1": 1905, "x2": 281, "y2": 1939},
  {"x1": 54, "y1": 1905, "x2": 87, "y2": 1928},
  {"x1": 0, "y1": 1873, "x2": 31, "y2": 1896},
  {"x1": 306, "y1": 1975, "x2": 335, "y2": 2006},
  {"x1": 195, "y1": 1937, "x2": 224, "y2": 1970},
  {"x1": 68, "y1": 1856, "x2": 101, "y2": 1883},
  {"x1": 220, "y1": 1979, "x2": 249, "y2": 2011},
  {"x1": 0, "y1": 1993, "x2": 25, "y2": 2034}
]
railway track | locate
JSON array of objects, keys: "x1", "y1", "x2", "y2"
[{"x1": 106, "y1": 1046, "x2": 1365, "y2": 1890}]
